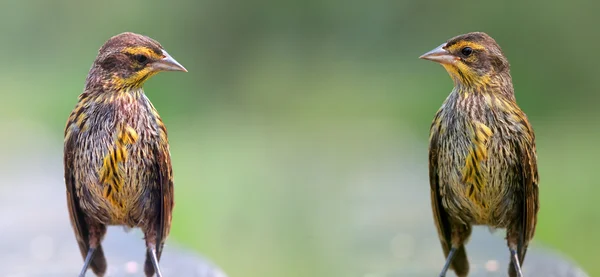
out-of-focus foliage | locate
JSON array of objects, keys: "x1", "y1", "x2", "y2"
[{"x1": 0, "y1": 0, "x2": 598, "y2": 276}]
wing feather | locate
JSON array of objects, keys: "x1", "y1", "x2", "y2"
[
  {"x1": 515, "y1": 118, "x2": 539, "y2": 262},
  {"x1": 64, "y1": 128, "x2": 90, "y2": 259},
  {"x1": 428, "y1": 113, "x2": 453, "y2": 255},
  {"x1": 152, "y1": 135, "x2": 175, "y2": 260},
  {"x1": 64, "y1": 113, "x2": 107, "y2": 275}
]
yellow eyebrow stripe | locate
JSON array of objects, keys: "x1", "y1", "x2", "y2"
[
  {"x1": 447, "y1": 41, "x2": 486, "y2": 52},
  {"x1": 110, "y1": 47, "x2": 163, "y2": 88},
  {"x1": 122, "y1": 46, "x2": 163, "y2": 60}
]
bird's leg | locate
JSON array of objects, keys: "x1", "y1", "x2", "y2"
[
  {"x1": 506, "y1": 225, "x2": 526, "y2": 277},
  {"x1": 509, "y1": 248, "x2": 523, "y2": 277},
  {"x1": 78, "y1": 247, "x2": 97, "y2": 277},
  {"x1": 144, "y1": 227, "x2": 165, "y2": 277},
  {"x1": 438, "y1": 224, "x2": 471, "y2": 277},
  {"x1": 438, "y1": 247, "x2": 457, "y2": 277},
  {"x1": 148, "y1": 244, "x2": 163, "y2": 277}
]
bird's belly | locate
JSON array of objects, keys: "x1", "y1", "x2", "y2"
[
  {"x1": 77, "y1": 133, "x2": 154, "y2": 227},
  {"x1": 442, "y1": 177, "x2": 515, "y2": 227},
  {"x1": 106, "y1": 144, "x2": 155, "y2": 226},
  {"x1": 438, "y1": 138, "x2": 519, "y2": 227},
  {"x1": 79, "y1": 167, "x2": 150, "y2": 227}
]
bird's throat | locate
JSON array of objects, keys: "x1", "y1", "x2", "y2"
[{"x1": 443, "y1": 64, "x2": 492, "y2": 90}]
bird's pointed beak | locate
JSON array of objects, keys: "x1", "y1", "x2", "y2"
[
  {"x1": 419, "y1": 43, "x2": 456, "y2": 65},
  {"x1": 152, "y1": 50, "x2": 188, "y2": 72}
]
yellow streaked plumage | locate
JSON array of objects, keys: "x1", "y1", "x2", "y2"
[
  {"x1": 462, "y1": 121, "x2": 492, "y2": 212},
  {"x1": 98, "y1": 124, "x2": 139, "y2": 218},
  {"x1": 64, "y1": 32, "x2": 186, "y2": 277},
  {"x1": 421, "y1": 32, "x2": 539, "y2": 277}
]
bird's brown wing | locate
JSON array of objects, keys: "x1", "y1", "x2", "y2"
[
  {"x1": 428, "y1": 117, "x2": 453, "y2": 256},
  {"x1": 429, "y1": 114, "x2": 470, "y2": 275},
  {"x1": 64, "y1": 126, "x2": 106, "y2": 273},
  {"x1": 515, "y1": 119, "x2": 540, "y2": 262},
  {"x1": 152, "y1": 138, "x2": 175, "y2": 259},
  {"x1": 64, "y1": 129, "x2": 89, "y2": 258}
]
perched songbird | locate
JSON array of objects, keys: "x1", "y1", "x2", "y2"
[
  {"x1": 420, "y1": 32, "x2": 539, "y2": 277},
  {"x1": 64, "y1": 32, "x2": 187, "y2": 277}
]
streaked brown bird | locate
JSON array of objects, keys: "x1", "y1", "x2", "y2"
[
  {"x1": 64, "y1": 32, "x2": 187, "y2": 277},
  {"x1": 420, "y1": 32, "x2": 539, "y2": 277}
]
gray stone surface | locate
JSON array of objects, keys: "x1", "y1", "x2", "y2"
[
  {"x1": 0, "y1": 155, "x2": 227, "y2": 277},
  {"x1": 380, "y1": 230, "x2": 590, "y2": 277}
]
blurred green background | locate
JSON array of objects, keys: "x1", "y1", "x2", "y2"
[{"x1": 0, "y1": 0, "x2": 598, "y2": 276}]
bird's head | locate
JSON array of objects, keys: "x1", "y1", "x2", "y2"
[
  {"x1": 420, "y1": 32, "x2": 510, "y2": 88},
  {"x1": 89, "y1": 32, "x2": 187, "y2": 89}
]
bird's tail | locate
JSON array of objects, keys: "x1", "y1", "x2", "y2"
[
  {"x1": 508, "y1": 243, "x2": 529, "y2": 277},
  {"x1": 450, "y1": 245, "x2": 469, "y2": 277},
  {"x1": 77, "y1": 241, "x2": 107, "y2": 276},
  {"x1": 90, "y1": 245, "x2": 107, "y2": 276},
  {"x1": 144, "y1": 243, "x2": 164, "y2": 277}
]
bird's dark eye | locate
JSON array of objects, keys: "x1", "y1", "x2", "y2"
[
  {"x1": 461, "y1": 47, "x2": 473, "y2": 57},
  {"x1": 134, "y1": 54, "x2": 148, "y2": 64}
]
